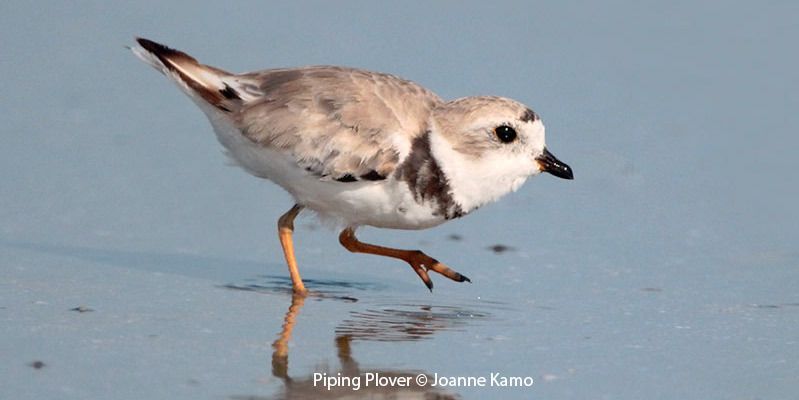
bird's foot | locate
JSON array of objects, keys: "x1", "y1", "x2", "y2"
[{"x1": 405, "y1": 250, "x2": 470, "y2": 292}]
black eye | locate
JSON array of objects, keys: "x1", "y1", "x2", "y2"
[{"x1": 494, "y1": 125, "x2": 517, "y2": 143}]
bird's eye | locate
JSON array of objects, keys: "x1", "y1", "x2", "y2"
[{"x1": 494, "y1": 125, "x2": 517, "y2": 143}]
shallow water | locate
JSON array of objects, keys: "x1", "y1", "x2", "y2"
[{"x1": 2, "y1": 1, "x2": 798, "y2": 399}]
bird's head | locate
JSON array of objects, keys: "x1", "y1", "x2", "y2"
[{"x1": 429, "y1": 96, "x2": 573, "y2": 212}]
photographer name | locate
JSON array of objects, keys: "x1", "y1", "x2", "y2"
[{"x1": 431, "y1": 372, "x2": 535, "y2": 388}]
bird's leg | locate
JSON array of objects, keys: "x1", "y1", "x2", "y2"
[
  {"x1": 338, "y1": 227, "x2": 470, "y2": 291},
  {"x1": 278, "y1": 204, "x2": 307, "y2": 295}
]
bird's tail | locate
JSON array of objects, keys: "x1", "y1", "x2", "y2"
[{"x1": 132, "y1": 37, "x2": 246, "y2": 113}]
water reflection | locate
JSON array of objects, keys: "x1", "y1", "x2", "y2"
[
  {"x1": 271, "y1": 294, "x2": 305, "y2": 380},
  {"x1": 336, "y1": 304, "x2": 490, "y2": 342},
  {"x1": 220, "y1": 275, "x2": 506, "y2": 399},
  {"x1": 221, "y1": 275, "x2": 383, "y2": 302},
  {"x1": 259, "y1": 292, "x2": 493, "y2": 399}
]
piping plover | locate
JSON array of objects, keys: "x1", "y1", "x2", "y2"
[{"x1": 132, "y1": 38, "x2": 573, "y2": 294}]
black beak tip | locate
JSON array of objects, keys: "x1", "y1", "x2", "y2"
[
  {"x1": 562, "y1": 165, "x2": 574, "y2": 180},
  {"x1": 548, "y1": 164, "x2": 574, "y2": 180},
  {"x1": 537, "y1": 148, "x2": 574, "y2": 180}
]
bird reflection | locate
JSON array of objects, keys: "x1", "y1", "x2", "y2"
[
  {"x1": 271, "y1": 293, "x2": 306, "y2": 380},
  {"x1": 265, "y1": 294, "x2": 465, "y2": 400},
  {"x1": 221, "y1": 276, "x2": 498, "y2": 399}
]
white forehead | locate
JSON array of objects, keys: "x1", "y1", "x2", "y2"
[{"x1": 526, "y1": 119, "x2": 546, "y2": 151}]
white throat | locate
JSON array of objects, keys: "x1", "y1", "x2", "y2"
[{"x1": 427, "y1": 129, "x2": 533, "y2": 214}]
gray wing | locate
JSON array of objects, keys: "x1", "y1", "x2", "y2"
[{"x1": 230, "y1": 66, "x2": 443, "y2": 181}]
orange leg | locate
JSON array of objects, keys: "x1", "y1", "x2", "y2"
[
  {"x1": 278, "y1": 204, "x2": 307, "y2": 295},
  {"x1": 338, "y1": 227, "x2": 470, "y2": 291}
]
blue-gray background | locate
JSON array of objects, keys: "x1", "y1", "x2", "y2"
[{"x1": 2, "y1": 1, "x2": 797, "y2": 399}]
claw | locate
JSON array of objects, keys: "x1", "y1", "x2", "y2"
[
  {"x1": 427, "y1": 261, "x2": 469, "y2": 284},
  {"x1": 410, "y1": 265, "x2": 434, "y2": 291}
]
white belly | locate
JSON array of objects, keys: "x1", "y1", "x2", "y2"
[{"x1": 209, "y1": 115, "x2": 445, "y2": 229}]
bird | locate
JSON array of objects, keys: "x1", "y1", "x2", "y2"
[{"x1": 132, "y1": 38, "x2": 573, "y2": 295}]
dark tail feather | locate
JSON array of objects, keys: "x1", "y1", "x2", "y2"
[{"x1": 133, "y1": 38, "x2": 242, "y2": 112}]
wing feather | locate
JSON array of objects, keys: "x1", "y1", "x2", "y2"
[{"x1": 231, "y1": 66, "x2": 442, "y2": 181}]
